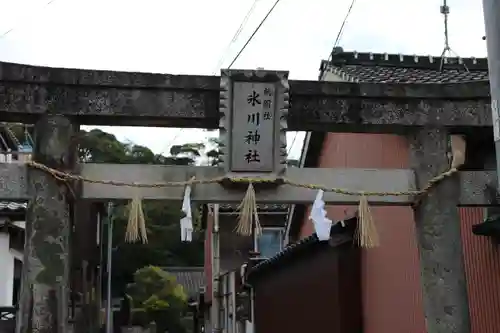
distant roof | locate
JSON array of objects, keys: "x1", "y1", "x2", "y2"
[
  {"x1": 0, "y1": 202, "x2": 27, "y2": 213},
  {"x1": 287, "y1": 47, "x2": 489, "y2": 241},
  {"x1": 162, "y1": 267, "x2": 205, "y2": 299},
  {"x1": 319, "y1": 48, "x2": 488, "y2": 84},
  {"x1": 248, "y1": 216, "x2": 357, "y2": 282},
  {"x1": 0, "y1": 218, "x2": 26, "y2": 232}
]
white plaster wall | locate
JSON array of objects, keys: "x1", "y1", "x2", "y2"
[
  {"x1": 0, "y1": 232, "x2": 14, "y2": 306},
  {"x1": 10, "y1": 248, "x2": 23, "y2": 262},
  {"x1": 322, "y1": 70, "x2": 346, "y2": 82},
  {"x1": 0, "y1": 153, "x2": 13, "y2": 163}
]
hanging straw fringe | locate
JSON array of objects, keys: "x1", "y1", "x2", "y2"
[
  {"x1": 235, "y1": 182, "x2": 262, "y2": 237},
  {"x1": 24, "y1": 138, "x2": 466, "y2": 247},
  {"x1": 450, "y1": 135, "x2": 466, "y2": 169},
  {"x1": 355, "y1": 194, "x2": 380, "y2": 248},
  {"x1": 125, "y1": 190, "x2": 148, "y2": 244},
  {"x1": 354, "y1": 135, "x2": 467, "y2": 249}
]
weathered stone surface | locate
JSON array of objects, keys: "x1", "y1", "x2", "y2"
[
  {"x1": 409, "y1": 129, "x2": 471, "y2": 333},
  {"x1": 289, "y1": 78, "x2": 491, "y2": 98},
  {"x1": 0, "y1": 163, "x2": 28, "y2": 200},
  {"x1": 288, "y1": 79, "x2": 491, "y2": 132},
  {"x1": 18, "y1": 115, "x2": 77, "y2": 333},
  {"x1": 79, "y1": 164, "x2": 497, "y2": 205},
  {"x1": 0, "y1": 61, "x2": 220, "y2": 127},
  {"x1": 0, "y1": 61, "x2": 492, "y2": 131},
  {"x1": 288, "y1": 96, "x2": 491, "y2": 133}
]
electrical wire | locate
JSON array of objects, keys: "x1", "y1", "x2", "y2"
[
  {"x1": 287, "y1": 132, "x2": 299, "y2": 156},
  {"x1": 157, "y1": 128, "x2": 184, "y2": 157},
  {"x1": 187, "y1": 0, "x2": 279, "y2": 149},
  {"x1": 332, "y1": 0, "x2": 357, "y2": 49},
  {"x1": 227, "y1": 0, "x2": 282, "y2": 69},
  {"x1": 212, "y1": 0, "x2": 260, "y2": 74},
  {"x1": 324, "y1": 0, "x2": 357, "y2": 65},
  {"x1": 0, "y1": 0, "x2": 59, "y2": 38}
]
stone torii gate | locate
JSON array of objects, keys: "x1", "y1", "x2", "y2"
[{"x1": 0, "y1": 61, "x2": 496, "y2": 333}]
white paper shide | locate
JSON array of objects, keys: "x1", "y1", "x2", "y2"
[
  {"x1": 180, "y1": 185, "x2": 193, "y2": 242},
  {"x1": 309, "y1": 190, "x2": 333, "y2": 241}
]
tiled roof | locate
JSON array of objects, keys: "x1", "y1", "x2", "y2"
[
  {"x1": 247, "y1": 216, "x2": 357, "y2": 281},
  {"x1": 162, "y1": 267, "x2": 205, "y2": 298},
  {"x1": 320, "y1": 48, "x2": 489, "y2": 84},
  {"x1": 0, "y1": 202, "x2": 27, "y2": 212},
  {"x1": 0, "y1": 219, "x2": 26, "y2": 232}
]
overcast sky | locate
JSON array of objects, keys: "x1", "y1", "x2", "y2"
[{"x1": 0, "y1": 0, "x2": 488, "y2": 160}]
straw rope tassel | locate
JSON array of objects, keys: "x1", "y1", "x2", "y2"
[
  {"x1": 356, "y1": 194, "x2": 380, "y2": 248},
  {"x1": 125, "y1": 190, "x2": 148, "y2": 243},
  {"x1": 450, "y1": 135, "x2": 466, "y2": 169},
  {"x1": 235, "y1": 182, "x2": 262, "y2": 236}
]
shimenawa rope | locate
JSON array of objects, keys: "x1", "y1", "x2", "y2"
[{"x1": 25, "y1": 135, "x2": 465, "y2": 248}]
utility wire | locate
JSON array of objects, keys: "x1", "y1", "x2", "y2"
[
  {"x1": 207, "y1": 0, "x2": 261, "y2": 141},
  {"x1": 332, "y1": 0, "x2": 357, "y2": 49},
  {"x1": 287, "y1": 132, "x2": 299, "y2": 156},
  {"x1": 196, "y1": 0, "x2": 278, "y2": 147},
  {"x1": 325, "y1": 0, "x2": 357, "y2": 64},
  {"x1": 157, "y1": 129, "x2": 184, "y2": 157},
  {"x1": 228, "y1": 0, "x2": 282, "y2": 69},
  {"x1": 0, "y1": 0, "x2": 59, "y2": 38},
  {"x1": 159, "y1": 0, "x2": 280, "y2": 156},
  {"x1": 212, "y1": 0, "x2": 260, "y2": 74}
]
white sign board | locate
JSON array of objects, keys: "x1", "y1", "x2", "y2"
[{"x1": 230, "y1": 82, "x2": 277, "y2": 172}]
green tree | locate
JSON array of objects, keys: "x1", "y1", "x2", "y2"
[
  {"x1": 127, "y1": 266, "x2": 188, "y2": 332},
  {"x1": 161, "y1": 142, "x2": 206, "y2": 165},
  {"x1": 78, "y1": 129, "x2": 205, "y2": 297},
  {"x1": 79, "y1": 129, "x2": 129, "y2": 163},
  {"x1": 205, "y1": 137, "x2": 222, "y2": 166},
  {"x1": 110, "y1": 201, "x2": 204, "y2": 297},
  {"x1": 205, "y1": 136, "x2": 301, "y2": 167}
]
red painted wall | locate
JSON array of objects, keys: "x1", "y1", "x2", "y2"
[
  {"x1": 253, "y1": 241, "x2": 362, "y2": 333},
  {"x1": 460, "y1": 208, "x2": 500, "y2": 333},
  {"x1": 299, "y1": 133, "x2": 500, "y2": 333}
]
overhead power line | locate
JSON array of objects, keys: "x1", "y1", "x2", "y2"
[
  {"x1": 0, "y1": 0, "x2": 59, "y2": 38},
  {"x1": 228, "y1": 0, "x2": 282, "y2": 69},
  {"x1": 157, "y1": 128, "x2": 184, "y2": 157},
  {"x1": 324, "y1": 0, "x2": 357, "y2": 64},
  {"x1": 152, "y1": 0, "x2": 280, "y2": 156},
  {"x1": 287, "y1": 132, "x2": 299, "y2": 156},
  {"x1": 212, "y1": 0, "x2": 260, "y2": 74},
  {"x1": 332, "y1": 0, "x2": 357, "y2": 49}
]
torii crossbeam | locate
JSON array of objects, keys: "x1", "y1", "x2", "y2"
[{"x1": 1, "y1": 61, "x2": 494, "y2": 333}]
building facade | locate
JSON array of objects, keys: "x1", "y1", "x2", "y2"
[
  {"x1": 0, "y1": 128, "x2": 30, "y2": 333},
  {"x1": 247, "y1": 216, "x2": 361, "y2": 333},
  {"x1": 286, "y1": 49, "x2": 500, "y2": 333},
  {"x1": 203, "y1": 204, "x2": 288, "y2": 333},
  {"x1": 0, "y1": 125, "x2": 31, "y2": 310}
]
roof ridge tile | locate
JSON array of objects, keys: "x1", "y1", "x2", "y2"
[
  {"x1": 318, "y1": 48, "x2": 489, "y2": 84},
  {"x1": 326, "y1": 48, "x2": 487, "y2": 71}
]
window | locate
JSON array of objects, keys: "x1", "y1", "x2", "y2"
[{"x1": 256, "y1": 228, "x2": 283, "y2": 259}]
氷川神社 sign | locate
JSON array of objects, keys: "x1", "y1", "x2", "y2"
[{"x1": 219, "y1": 69, "x2": 289, "y2": 175}]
